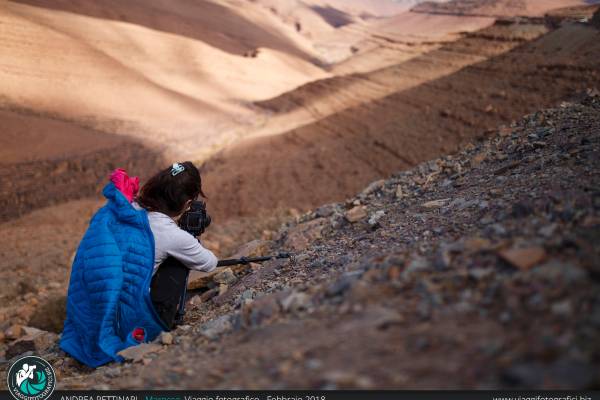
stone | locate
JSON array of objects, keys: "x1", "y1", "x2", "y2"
[
  {"x1": 395, "y1": 185, "x2": 404, "y2": 199},
  {"x1": 5, "y1": 324, "x2": 23, "y2": 340},
  {"x1": 551, "y1": 300, "x2": 572, "y2": 317},
  {"x1": 464, "y1": 237, "x2": 492, "y2": 253},
  {"x1": 117, "y1": 343, "x2": 162, "y2": 363},
  {"x1": 372, "y1": 307, "x2": 405, "y2": 329},
  {"x1": 213, "y1": 268, "x2": 237, "y2": 285},
  {"x1": 422, "y1": 198, "x2": 449, "y2": 209},
  {"x1": 325, "y1": 276, "x2": 356, "y2": 297},
  {"x1": 200, "y1": 315, "x2": 233, "y2": 340},
  {"x1": 284, "y1": 218, "x2": 327, "y2": 251},
  {"x1": 160, "y1": 332, "x2": 174, "y2": 345},
  {"x1": 498, "y1": 246, "x2": 546, "y2": 270},
  {"x1": 103, "y1": 367, "x2": 121, "y2": 378},
  {"x1": 344, "y1": 206, "x2": 367, "y2": 223},
  {"x1": 368, "y1": 210, "x2": 385, "y2": 227},
  {"x1": 329, "y1": 212, "x2": 346, "y2": 229},
  {"x1": 200, "y1": 288, "x2": 219, "y2": 302},
  {"x1": 246, "y1": 295, "x2": 281, "y2": 327},
  {"x1": 361, "y1": 179, "x2": 385, "y2": 196},
  {"x1": 315, "y1": 204, "x2": 339, "y2": 218},
  {"x1": 240, "y1": 289, "x2": 256, "y2": 302},
  {"x1": 5, "y1": 328, "x2": 58, "y2": 359},
  {"x1": 402, "y1": 257, "x2": 431, "y2": 279},
  {"x1": 538, "y1": 224, "x2": 557, "y2": 238},
  {"x1": 468, "y1": 268, "x2": 493, "y2": 280},
  {"x1": 280, "y1": 291, "x2": 311, "y2": 312},
  {"x1": 323, "y1": 370, "x2": 374, "y2": 389},
  {"x1": 487, "y1": 223, "x2": 507, "y2": 236},
  {"x1": 218, "y1": 283, "x2": 229, "y2": 296}
]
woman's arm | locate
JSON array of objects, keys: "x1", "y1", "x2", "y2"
[{"x1": 162, "y1": 224, "x2": 218, "y2": 272}]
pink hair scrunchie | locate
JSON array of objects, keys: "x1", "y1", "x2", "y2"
[{"x1": 110, "y1": 168, "x2": 140, "y2": 203}]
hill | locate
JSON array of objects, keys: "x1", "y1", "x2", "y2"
[{"x1": 201, "y1": 16, "x2": 600, "y2": 237}]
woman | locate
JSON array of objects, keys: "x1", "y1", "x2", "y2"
[{"x1": 60, "y1": 162, "x2": 217, "y2": 368}]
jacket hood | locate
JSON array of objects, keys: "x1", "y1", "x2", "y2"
[{"x1": 103, "y1": 182, "x2": 144, "y2": 226}]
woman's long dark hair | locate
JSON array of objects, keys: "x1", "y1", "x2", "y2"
[{"x1": 137, "y1": 161, "x2": 206, "y2": 217}]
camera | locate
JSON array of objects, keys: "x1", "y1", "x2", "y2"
[{"x1": 178, "y1": 200, "x2": 211, "y2": 237}]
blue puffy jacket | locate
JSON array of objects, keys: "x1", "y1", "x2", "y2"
[{"x1": 60, "y1": 183, "x2": 167, "y2": 367}]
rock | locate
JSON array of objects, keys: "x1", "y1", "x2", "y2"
[
  {"x1": 218, "y1": 283, "x2": 229, "y2": 296},
  {"x1": 494, "y1": 160, "x2": 521, "y2": 176},
  {"x1": 200, "y1": 287, "x2": 219, "y2": 302},
  {"x1": 159, "y1": 332, "x2": 173, "y2": 345},
  {"x1": 48, "y1": 282, "x2": 62, "y2": 289},
  {"x1": 213, "y1": 268, "x2": 237, "y2": 285},
  {"x1": 498, "y1": 246, "x2": 546, "y2": 270},
  {"x1": 280, "y1": 291, "x2": 311, "y2": 312},
  {"x1": 241, "y1": 289, "x2": 256, "y2": 301},
  {"x1": 329, "y1": 212, "x2": 346, "y2": 229},
  {"x1": 395, "y1": 185, "x2": 404, "y2": 199},
  {"x1": 305, "y1": 359, "x2": 323, "y2": 370},
  {"x1": 344, "y1": 206, "x2": 367, "y2": 223},
  {"x1": 468, "y1": 268, "x2": 493, "y2": 280},
  {"x1": 434, "y1": 248, "x2": 451, "y2": 270},
  {"x1": 538, "y1": 224, "x2": 557, "y2": 238},
  {"x1": 323, "y1": 370, "x2": 374, "y2": 389},
  {"x1": 464, "y1": 237, "x2": 492, "y2": 253},
  {"x1": 367, "y1": 210, "x2": 385, "y2": 227},
  {"x1": 284, "y1": 218, "x2": 327, "y2": 250},
  {"x1": 315, "y1": 203, "x2": 339, "y2": 218},
  {"x1": 551, "y1": 300, "x2": 572, "y2": 317},
  {"x1": 486, "y1": 223, "x2": 507, "y2": 236},
  {"x1": 371, "y1": 307, "x2": 404, "y2": 329},
  {"x1": 5, "y1": 328, "x2": 58, "y2": 359},
  {"x1": 5, "y1": 324, "x2": 23, "y2": 340},
  {"x1": 448, "y1": 197, "x2": 469, "y2": 210},
  {"x1": 200, "y1": 315, "x2": 233, "y2": 340},
  {"x1": 511, "y1": 201, "x2": 534, "y2": 218},
  {"x1": 117, "y1": 343, "x2": 162, "y2": 363},
  {"x1": 361, "y1": 179, "x2": 385, "y2": 196},
  {"x1": 422, "y1": 198, "x2": 449, "y2": 209},
  {"x1": 325, "y1": 276, "x2": 356, "y2": 297},
  {"x1": 402, "y1": 257, "x2": 431, "y2": 279},
  {"x1": 245, "y1": 295, "x2": 281, "y2": 327},
  {"x1": 103, "y1": 367, "x2": 121, "y2": 378}
]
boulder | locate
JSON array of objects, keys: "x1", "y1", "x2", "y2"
[{"x1": 344, "y1": 206, "x2": 367, "y2": 223}]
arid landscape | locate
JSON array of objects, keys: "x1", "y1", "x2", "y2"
[{"x1": 1, "y1": 0, "x2": 599, "y2": 390}]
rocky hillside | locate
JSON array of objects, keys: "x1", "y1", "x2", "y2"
[{"x1": 1, "y1": 92, "x2": 600, "y2": 389}]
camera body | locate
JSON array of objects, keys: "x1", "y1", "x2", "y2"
[{"x1": 178, "y1": 200, "x2": 211, "y2": 237}]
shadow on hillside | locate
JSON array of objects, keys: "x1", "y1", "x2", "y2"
[{"x1": 0, "y1": 106, "x2": 165, "y2": 223}]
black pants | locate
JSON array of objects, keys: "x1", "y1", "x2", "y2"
[{"x1": 150, "y1": 257, "x2": 190, "y2": 330}]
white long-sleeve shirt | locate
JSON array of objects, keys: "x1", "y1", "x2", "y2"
[{"x1": 132, "y1": 202, "x2": 218, "y2": 275}]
